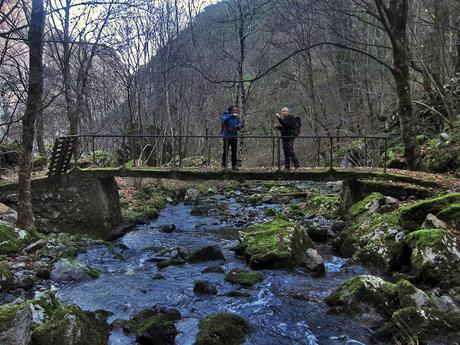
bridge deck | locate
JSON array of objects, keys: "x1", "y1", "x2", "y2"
[{"x1": 74, "y1": 167, "x2": 443, "y2": 189}]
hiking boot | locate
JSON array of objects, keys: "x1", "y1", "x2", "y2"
[{"x1": 284, "y1": 166, "x2": 291, "y2": 171}]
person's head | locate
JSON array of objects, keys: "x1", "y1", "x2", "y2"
[
  {"x1": 228, "y1": 105, "x2": 238, "y2": 114},
  {"x1": 281, "y1": 107, "x2": 290, "y2": 118}
]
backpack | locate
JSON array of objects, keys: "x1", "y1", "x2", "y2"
[{"x1": 293, "y1": 116, "x2": 302, "y2": 136}]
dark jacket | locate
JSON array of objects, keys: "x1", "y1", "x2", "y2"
[
  {"x1": 221, "y1": 111, "x2": 243, "y2": 138},
  {"x1": 276, "y1": 115, "x2": 297, "y2": 137}
]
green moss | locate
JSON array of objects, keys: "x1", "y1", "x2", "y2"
[
  {"x1": 0, "y1": 224, "x2": 22, "y2": 255},
  {"x1": 195, "y1": 313, "x2": 251, "y2": 345},
  {"x1": 304, "y1": 193, "x2": 341, "y2": 219},
  {"x1": 396, "y1": 280, "x2": 430, "y2": 309},
  {"x1": 122, "y1": 187, "x2": 167, "y2": 224},
  {"x1": 224, "y1": 269, "x2": 263, "y2": 287},
  {"x1": 405, "y1": 229, "x2": 460, "y2": 284},
  {"x1": 399, "y1": 193, "x2": 460, "y2": 230},
  {"x1": 354, "y1": 235, "x2": 405, "y2": 272},
  {"x1": 137, "y1": 314, "x2": 177, "y2": 336},
  {"x1": 437, "y1": 203, "x2": 460, "y2": 224},
  {"x1": 240, "y1": 219, "x2": 314, "y2": 269},
  {"x1": 84, "y1": 267, "x2": 101, "y2": 279},
  {"x1": 349, "y1": 192, "x2": 383, "y2": 217},
  {"x1": 0, "y1": 303, "x2": 22, "y2": 324},
  {"x1": 157, "y1": 257, "x2": 185, "y2": 269},
  {"x1": 32, "y1": 304, "x2": 109, "y2": 345},
  {"x1": 326, "y1": 275, "x2": 399, "y2": 318}
]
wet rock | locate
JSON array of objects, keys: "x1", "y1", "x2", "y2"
[
  {"x1": 110, "y1": 319, "x2": 127, "y2": 331},
  {"x1": 23, "y1": 239, "x2": 46, "y2": 253},
  {"x1": 189, "y1": 245, "x2": 225, "y2": 263},
  {"x1": 126, "y1": 307, "x2": 180, "y2": 345},
  {"x1": 202, "y1": 266, "x2": 225, "y2": 274},
  {"x1": 193, "y1": 280, "x2": 218, "y2": 295},
  {"x1": 151, "y1": 274, "x2": 164, "y2": 280},
  {"x1": 301, "y1": 248, "x2": 325, "y2": 276},
  {"x1": 422, "y1": 213, "x2": 448, "y2": 230},
  {"x1": 50, "y1": 258, "x2": 92, "y2": 282},
  {"x1": 239, "y1": 219, "x2": 314, "y2": 269},
  {"x1": 384, "y1": 196, "x2": 399, "y2": 205},
  {"x1": 157, "y1": 258, "x2": 185, "y2": 270},
  {"x1": 405, "y1": 229, "x2": 460, "y2": 285},
  {"x1": 305, "y1": 224, "x2": 329, "y2": 242},
  {"x1": 195, "y1": 313, "x2": 251, "y2": 345},
  {"x1": 184, "y1": 189, "x2": 200, "y2": 204},
  {"x1": 14, "y1": 274, "x2": 35, "y2": 290},
  {"x1": 31, "y1": 304, "x2": 109, "y2": 345},
  {"x1": 326, "y1": 275, "x2": 399, "y2": 323},
  {"x1": 191, "y1": 205, "x2": 209, "y2": 216},
  {"x1": 224, "y1": 269, "x2": 263, "y2": 287},
  {"x1": 159, "y1": 224, "x2": 176, "y2": 233},
  {"x1": 224, "y1": 291, "x2": 251, "y2": 298},
  {"x1": 348, "y1": 193, "x2": 384, "y2": 217},
  {"x1": 373, "y1": 307, "x2": 460, "y2": 344},
  {"x1": 330, "y1": 220, "x2": 345, "y2": 233},
  {"x1": 0, "y1": 261, "x2": 14, "y2": 291},
  {"x1": 0, "y1": 203, "x2": 17, "y2": 228},
  {"x1": 0, "y1": 302, "x2": 32, "y2": 345}
]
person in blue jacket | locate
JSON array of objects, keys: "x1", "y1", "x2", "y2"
[{"x1": 221, "y1": 105, "x2": 243, "y2": 170}]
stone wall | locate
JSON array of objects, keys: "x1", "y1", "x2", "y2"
[{"x1": 0, "y1": 172, "x2": 122, "y2": 239}]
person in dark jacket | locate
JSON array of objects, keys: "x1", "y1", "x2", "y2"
[
  {"x1": 221, "y1": 105, "x2": 243, "y2": 170},
  {"x1": 275, "y1": 107, "x2": 300, "y2": 169}
]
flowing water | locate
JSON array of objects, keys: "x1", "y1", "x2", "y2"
[{"x1": 56, "y1": 184, "x2": 374, "y2": 345}]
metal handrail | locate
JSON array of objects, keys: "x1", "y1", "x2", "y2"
[{"x1": 62, "y1": 133, "x2": 392, "y2": 173}]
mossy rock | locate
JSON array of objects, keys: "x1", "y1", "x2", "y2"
[
  {"x1": 326, "y1": 275, "x2": 399, "y2": 319},
  {"x1": 405, "y1": 229, "x2": 460, "y2": 285},
  {"x1": 373, "y1": 307, "x2": 460, "y2": 343},
  {"x1": 189, "y1": 245, "x2": 225, "y2": 263},
  {"x1": 348, "y1": 192, "x2": 383, "y2": 218},
  {"x1": 398, "y1": 193, "x2": 460, "y2": 230},
  {"x1": 0, "y1": 302, "x2": 32, "y2": 345},
  {"x1": 395, "y1": 279, "x2": 431, "y2": 309},
  {"x1": 437, "y1": 203, "x2": 460, "y2": 228},
  {"x1": 239, "y1": 219, "x2": 314, "y2": 269},
  {"x1": 124, "y1": 307, "x2": 180, "y2": 345},
  {"x1": 195, "y1": 313, "x2": 251, "y2": 345},
  {"x1": 202, "y1": 266, "x2": 225, "y2": 274},
  {"x1": 224, "y1": 269, "x2": 263, "y2": 287},
  {"x1": 353, "y1": 232, "x2": 405, "y2": 272},
  {"x1": 303, "y1": 193, "x2": 341, "y2": 219},
  {"x1": 0, "y1": 225, "x2": 25, "y2": 255},
  {"x1": 31, "y1": 304, "x2": 109, "y2": 345},
  {"x1": 0, "y1": 260, "x2": 14, "y2": 290}
]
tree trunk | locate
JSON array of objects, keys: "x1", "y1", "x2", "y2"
[
  {"x1": 17, "y1": 0, "x2": 45, "y2": 229},
  {"x1": 387, "y1": 1, "x2": 420, "y2": 170},
  {"x1": 36, "y1": 113, "x2": 46, "y2": 156}
]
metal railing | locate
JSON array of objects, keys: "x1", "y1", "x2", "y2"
[{"x1": 63, "y1": 133, "x2": 391, "y2": 173}]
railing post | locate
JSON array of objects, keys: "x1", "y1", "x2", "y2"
[
  {"x1": 92, "y1": 135, "x2": 96, "y2": 166},
  {"x1": 277, "y1": 136, "x2": 281, "y2": 170},
  {"x1": 317, "y1": 137, "x2": 321, "y2": 167},
  {"x1": 179, "y1": 135, "x2": 182, "y2": 167},
  {"x1": 271, "y1": 136, "x2": 275, "y2": 167},
  {"x1": 384, "y1": 137, "x2": 388, "y2": 173},
  {"x1": 329, "y1": 136, "x2": 333, "y2": 170},
  {"x1": 122, "y1": 136, "x2": 126, "y2": 168}
]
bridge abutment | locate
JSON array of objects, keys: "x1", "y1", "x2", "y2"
[{"x1": 0, "y1": 172, "x2": 122, "y2": 239}]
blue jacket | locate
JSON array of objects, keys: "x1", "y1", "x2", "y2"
[{"x1": 221, "y1": 111, "x2": 243, "y2": 138}]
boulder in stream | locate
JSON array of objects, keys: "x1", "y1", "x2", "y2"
[
  {"x1": 184, "y1": 188, "x2": 200, "y2": 204},
  {"x1": 195, "y1": 313, "x2": 251, "y2": 345},
  {"x1": 193, "y1": 280, "x2": 218, "y2": 295},
  {"x1": 125, "y1": 307, "x2": 181, "y2": 345},
  {"x1": 224, "y1": 268, "x2": 263, "y2": 287},
  {"x1": 238, "y1": 219, "x2": 314, "y2": 269},
  {"x1": 50, "y1": 258, "x2": 99, "y2": 282},
  {"x1": 189, "y1": 245, "x2": 225, "y2": 263},
  {"x1": 301, "y1": 248, "x2": 325, "y2": 276}
]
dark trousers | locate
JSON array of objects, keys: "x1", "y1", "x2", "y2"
[
  {"x1": 222, "y1": 137, "x2": 238, "y2": 168},
  {"x1": 282, "y1": 138, "x2": 299, "y2": 168}
]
